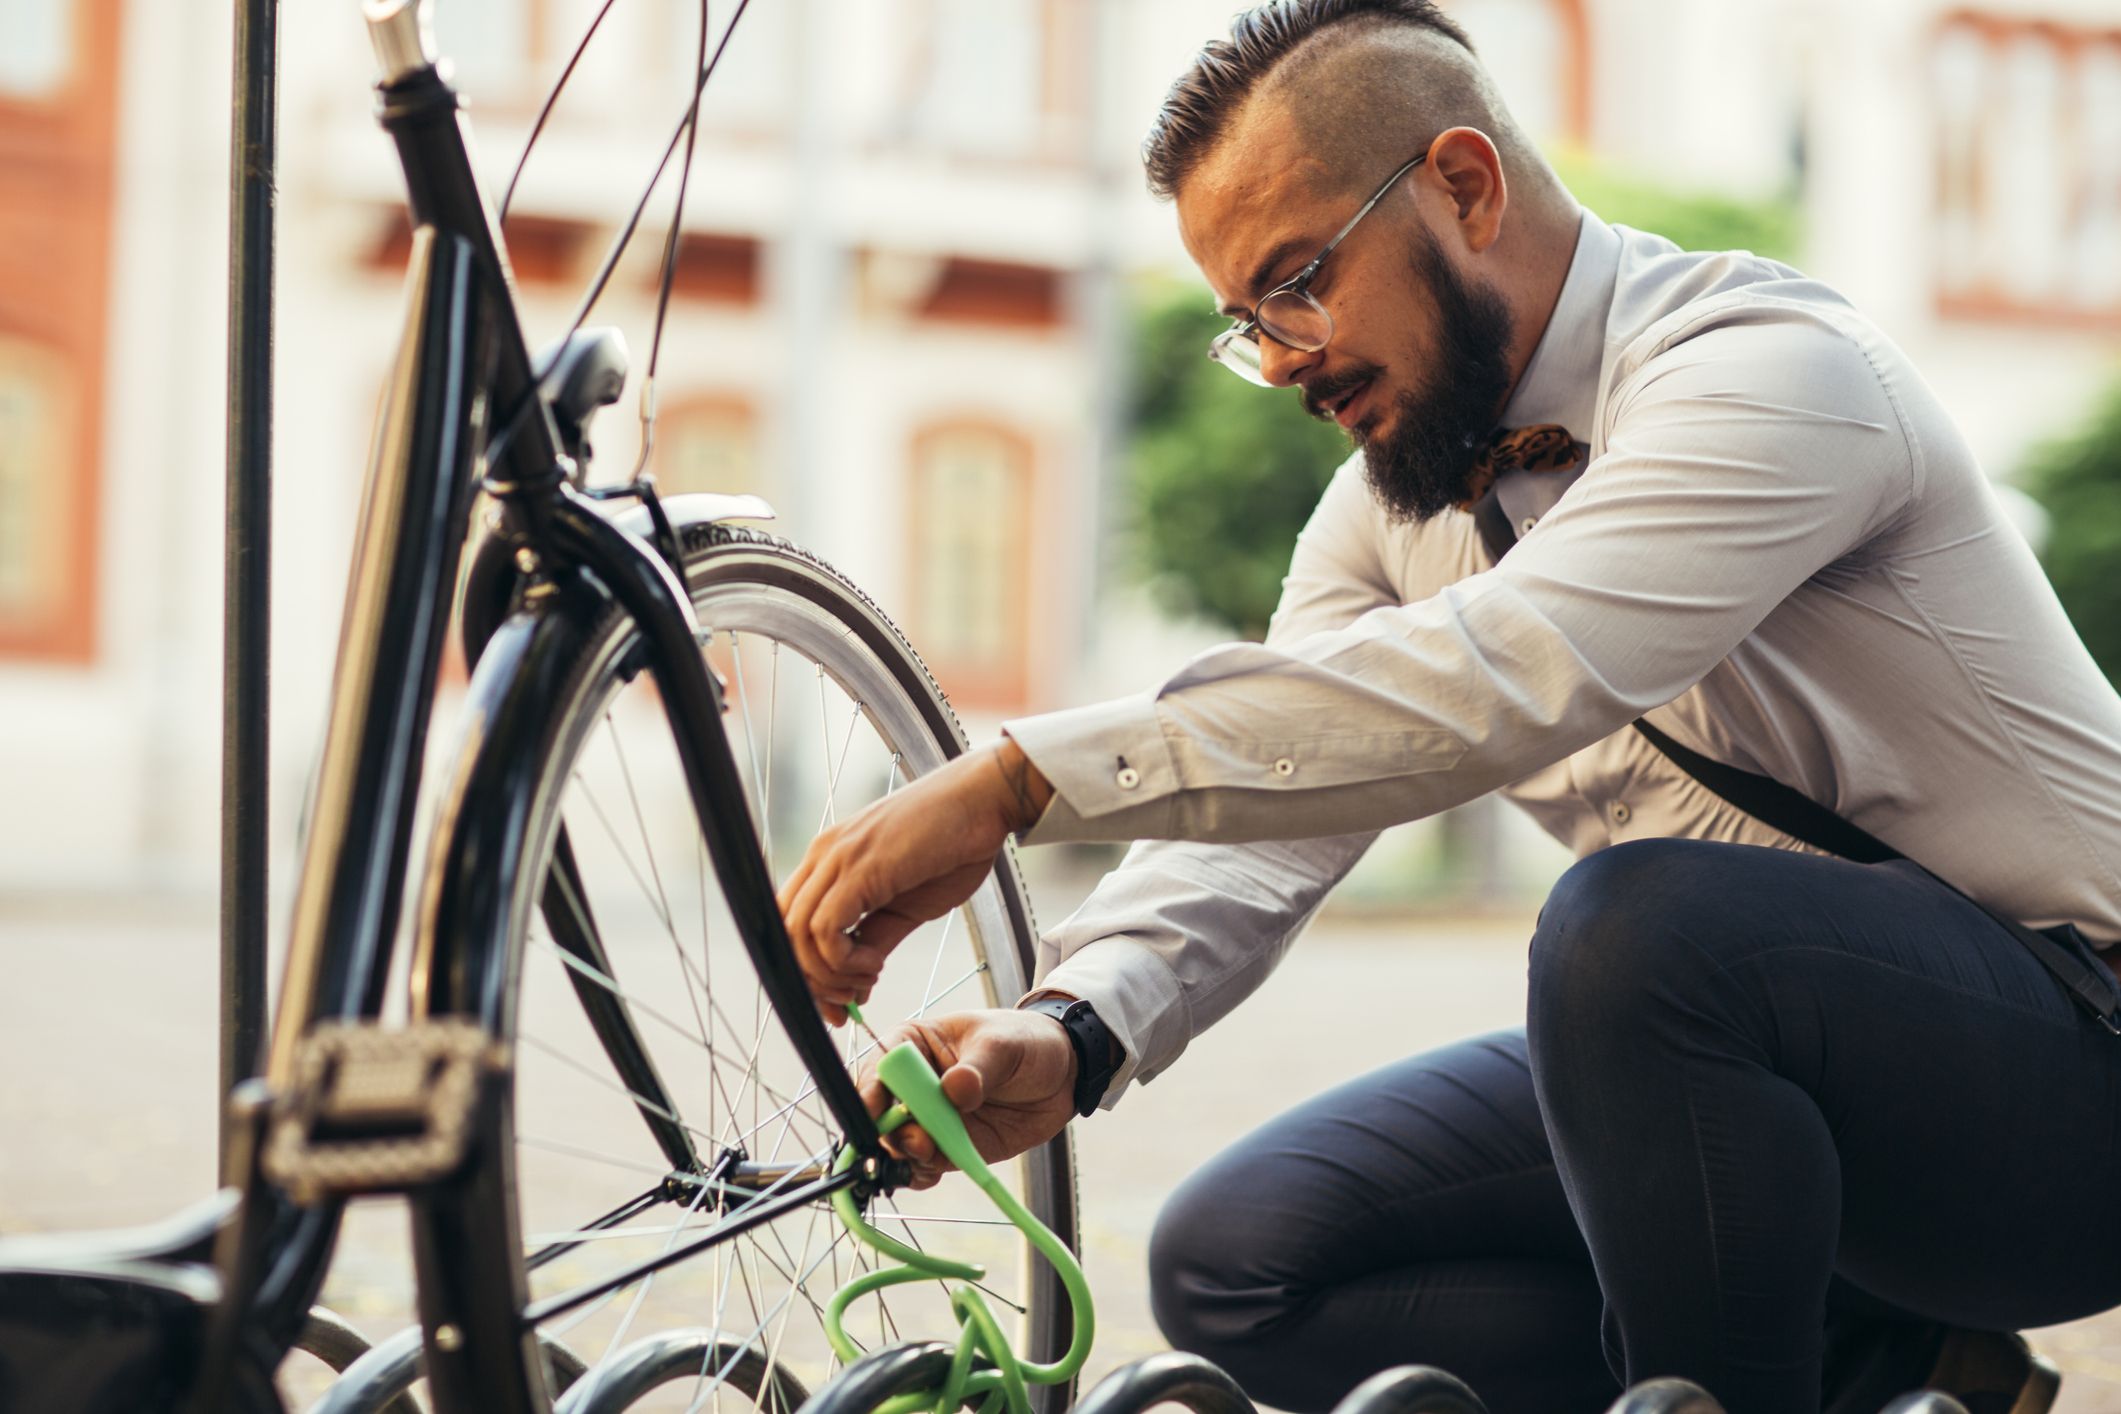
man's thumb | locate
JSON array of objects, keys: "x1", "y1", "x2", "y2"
[{"x1": 939, "y1": 1058, "x2": 986, "y2": 1113}]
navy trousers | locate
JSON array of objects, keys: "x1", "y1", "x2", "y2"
[{"x1": 1147, "y1": 840, "x2": 2121, "y2": 1414}]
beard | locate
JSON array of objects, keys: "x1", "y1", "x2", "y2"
[{"x1": 1313, "y1": 229, "x2": 1518, "y2": 524}]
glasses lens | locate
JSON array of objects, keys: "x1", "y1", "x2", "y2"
[
  {"x1": 1257, "y1": 290, "x2": 1332, "y2": 351},
  {"x1": 1207, "y1": 327, "x2": 1273, "y2": 386}
]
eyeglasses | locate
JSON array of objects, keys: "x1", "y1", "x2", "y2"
[{"x1": 1207, "y1": 150, "x2": 1429, "y2": 386}]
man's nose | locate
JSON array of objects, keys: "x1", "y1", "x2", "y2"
[{"x1": 1257, "y1": 332, "x2": 1321, "y2": 389}]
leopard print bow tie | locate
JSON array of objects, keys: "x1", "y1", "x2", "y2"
[{"x1": 1454, "y1": 423, "x2": 1589, "y2": 512}]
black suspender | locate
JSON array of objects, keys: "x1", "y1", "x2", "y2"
[{"x1": 1470, "y1": 486, "x2": 2121, "y2": 1030}]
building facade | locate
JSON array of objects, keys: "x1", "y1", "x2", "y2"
[{"x1": 1, "y1": 0, "x2": 2116, "y2": 904}]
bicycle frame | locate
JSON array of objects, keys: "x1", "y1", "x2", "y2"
[{"x1": 191, "y1": 5, "x2": 894, "y2": 1407}]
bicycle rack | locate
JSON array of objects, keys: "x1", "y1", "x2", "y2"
[
  {"x1": 1603, "y1": 1378, "x2": 1725, "y2": 1414},
  {"x1": 552, "y1": 1331, "x2": 808, "y2": 1413},
  {"x1": 789, "y1": 1341, "x2": 960, "y2": 1414},
  {"x1": 292, "y1": 1308, "x2": 419, "y2": 1414},
  {"x1": 1876, "y1": 1396, "x2": 1969, "y2": 1414},
  {"x1": 307, "y1": 1321, "x2": 587, "y2": 1413},
  {"x1": 1070, "y1": 1352, "x2": 1259, "y2": 1414},
  {"x1": 1328, "y1": 1365, "x2": 1491, "y2": 1414}
]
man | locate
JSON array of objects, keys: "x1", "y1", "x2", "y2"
[{"x1": 777, "y1": 3, "x2": 2121, "y2": 1411}]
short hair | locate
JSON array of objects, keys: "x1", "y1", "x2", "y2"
[{"x1": 1141, "y1": 0, "x2": 1479, "y2": 201}]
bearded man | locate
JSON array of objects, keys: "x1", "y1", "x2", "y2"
[{"x1": 777, "y1": 4, "x2": 2121, "y2": 1411}]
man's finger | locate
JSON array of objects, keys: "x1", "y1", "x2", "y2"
[
  {"x1": 775, "y1": 852, "x2": 814, "y2": 916},
  {"x1": 939, "y1": 1060, "x2": 985, "y2": 1114},
  {"x1": 850, "y1": 909, "x2": 922, "y2": 960}
]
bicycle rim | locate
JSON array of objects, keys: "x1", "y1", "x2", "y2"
[{"x1": 446, "y1": 524, "x2": 1076, "y2": 1412}]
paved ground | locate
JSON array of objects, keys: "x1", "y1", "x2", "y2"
[{"x1": 5, "y1": 895, "x2": 2121, "y2": 1411}]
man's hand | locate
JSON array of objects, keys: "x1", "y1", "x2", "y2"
[
  {"x1": 861, "y1": 1009, "x2": 1079, "y2": 1189},
  {"x1": 779, "y1": 736, "x2": 1053, "y2": 1024}
]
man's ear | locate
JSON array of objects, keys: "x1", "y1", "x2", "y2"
[{"x1": 1426, "y1": 126, "x2": 1507, "y2": 254}]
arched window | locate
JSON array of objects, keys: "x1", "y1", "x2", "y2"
[
  {"x1": 1932, "y1": 12, "x2": 2121, "y2": 325},
  {"x1": 0, "y1": 336, "x2": 89, "y2": 656},
  {"x1": 907, "y1": 421, "x2": 1034, "y2": 711},
  {"x1": 656, "y1": 394, "x2": 763, "y2": 499}
]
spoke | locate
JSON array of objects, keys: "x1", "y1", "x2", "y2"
[
  {"x1": 572, "y1": 776, "x2": 675, "y2": 933},
  {"x1": 520, "y1": 1135, "x2": 672, "y2": 1180},
  {"x1": 605, "y1": 715, "x2": 677, "y2": 935},
  {"x1": 728, "y1": 630, "x2": 773, "y2": 854},
  {"x1": 814, "y1": 696, "x2": 865, "y2": 834},
  {"x1": 764, "y1": 641, "x2": 779, "y2": 872},
  {"x1": 528, "y1": 934, "x2": 810, "y2": 1118},
  {"x1": 680, "y1": 1224, "x2": 864, "y2": 1414},
  {"x1": 518, "y1": 1033, "x2": 723, "y2": 1146},
  {"x1": 527, "y1": 1222, "x2": 721, "y2": 1245},
  {"x1": 877, "y1": 1193, "x2": 1030, "y2": 1316},
  {"x1": 592, "y1": 1166, "x2": 717, "y2": 1374},
  {"x1": 604, "y1": 715, "x2": 720, "y2": 1062},
  {"x1": 917, "y1": 907, "x2": 960, "y2": 1026},
  {"x1": 739, "y1": 959, "x2": 991, "y2": 1146}
]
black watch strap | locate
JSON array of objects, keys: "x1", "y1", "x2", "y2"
[{"x1": 1022, "y1": 997, "x2": 1120, "y2": 1117}]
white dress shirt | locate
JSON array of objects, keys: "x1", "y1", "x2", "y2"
[{"x1": 1004, "y1": 209, "x2": 2121, "y2": 1106}]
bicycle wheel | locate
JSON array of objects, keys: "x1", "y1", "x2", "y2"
[{"x1": 430, "y1": 521, "x2": 1077, "y2": 1412}]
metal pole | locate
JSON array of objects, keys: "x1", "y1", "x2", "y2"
[{"x1": 222, "y1": 0, "x2": 277, "y2": 1178}]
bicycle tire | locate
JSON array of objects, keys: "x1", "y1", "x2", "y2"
[{"x1": 422, "y1": 520, "x2": 1077, "y2": 1413}]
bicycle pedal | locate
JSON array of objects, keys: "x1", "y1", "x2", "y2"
[{"x1": 262, "y1": 1019, "x2": 509, "y2": 1204}]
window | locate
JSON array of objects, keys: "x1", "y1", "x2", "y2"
[
  {"x1": 0, "y1": 0, "x2": 74, "y2": 100},
  {"x1": 907, "y1": 422, "x2": 1033, "y2": 710},
  {"x1": 1932, "y1": 12, "x2": 2121, "y2": 325},
  {"x1": 656, "y1": 395, "x2": 761, "y2": 499},
  {"x1": 1445, "y1": 0, "x2": 1589, "y2": 148},
  {"x1": 0, "y1": 337, "x2": 90, "y2": 657},
  {"x1": 855, "y1": 0, "x2": 1079, "y2": 160}
]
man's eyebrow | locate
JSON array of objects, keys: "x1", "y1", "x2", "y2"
[{"x1": 1215, "y1": 237, "x2": 1312, "y2": 319}]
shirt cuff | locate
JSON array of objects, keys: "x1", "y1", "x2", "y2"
[
  {"x1": 1003, "y1": 694, "x2": 1182, "y2": 844},
  {"x1": 1015, "y1": 934, "x2": 1189, "y2": 1108}
]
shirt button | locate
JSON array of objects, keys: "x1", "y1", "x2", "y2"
[
  {"x1": 1116, "y1": 766, "x2": 1141, "y2": 790},
  {"x1": 1521, "y1": 516, "x2": 1538, "y2": 534},
  {"x1": 1611, "y1": 801, "x2": 1632, "y2": 825},
  {"x1": 1272, "y1": 757, "x2": 1296, "y2": 778}
]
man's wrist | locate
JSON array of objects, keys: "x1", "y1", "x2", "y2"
[
  {"x1": 1019, "y1": 994, "x2": 1122, "y2": 1116},
  {"x1": 993, "y1": 732, "x2": 1056, "y2": 834}
]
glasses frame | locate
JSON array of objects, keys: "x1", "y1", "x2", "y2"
[{"x1": 1207, "y1": 149, "x2": 1430, "y2": 385}]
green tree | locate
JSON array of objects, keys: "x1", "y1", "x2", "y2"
[
  {"x1": 1127, "y1": 278, "x2": 1350, "y2": 640},
  {"x1": 1125, "y1": 160, "x2": 1804, "y2": 639},
  {"x1": 2022, "y1": 386, "x2": 2121, "y2": 685}
]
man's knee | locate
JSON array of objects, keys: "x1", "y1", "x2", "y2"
[
  {"x1": 1147, "y1": 1166, "x2": 1295, "y2": 1374},
  {"x1": 1527, "y1": 839, "x2": 1727, "y2": 1039}
]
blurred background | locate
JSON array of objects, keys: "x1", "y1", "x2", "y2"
[
  {"x1": 9, "y1": 0, "x2": 2121, "y2": 918},
  {"x1": 10, "y1": 0, "x2": 2121, "y2": 1404}
]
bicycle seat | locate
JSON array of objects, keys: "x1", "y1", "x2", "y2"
[
  {"x1": 538, "y1": 326, "x2": 629, "y2": 462},
  {"x1": 0, "y1": 1191, "x2": 261, "y2": 1413}
]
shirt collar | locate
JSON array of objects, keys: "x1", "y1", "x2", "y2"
[{"x1": 1496, "y1": 207, "x2": 1622, "y2": 440}]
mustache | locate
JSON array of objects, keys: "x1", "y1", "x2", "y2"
[{"x1": 1300, "y1": 368, "x2": 1379, "y2": 421}]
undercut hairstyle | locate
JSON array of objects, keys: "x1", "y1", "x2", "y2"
[{"x1": 1141, "y1": 0, "x2": 1481, "y2": 202}]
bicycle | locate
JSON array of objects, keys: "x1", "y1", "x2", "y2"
[{"x1": 0, "y1": 2, "x2": 1077, "y2": 1409}]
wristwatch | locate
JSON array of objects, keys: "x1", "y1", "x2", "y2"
[{"x1": 1020, "y1": 996, "x2": 1121, "y2": 1117}]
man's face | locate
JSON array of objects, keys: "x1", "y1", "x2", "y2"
[{"x1": 1178, "y1": 124, "x2": 1518, "y2": 523}]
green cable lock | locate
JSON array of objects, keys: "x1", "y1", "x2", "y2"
[{"x1": 826, "y1": 1004, "x2": 1095, "y2": 1414}]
